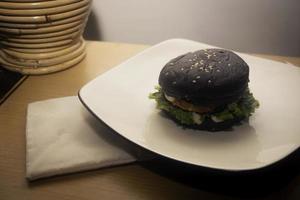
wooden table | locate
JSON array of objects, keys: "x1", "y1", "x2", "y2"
[{"x1": 1, "y1": 41, "x2": 300, "y2": 200}]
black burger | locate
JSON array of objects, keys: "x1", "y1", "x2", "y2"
[{"x1": 149, "y1": 49, "x2": 259, "y2": 131}]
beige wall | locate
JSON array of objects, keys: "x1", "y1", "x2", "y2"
[{"x1": 84, "y1": 0, "x2": 300, "y2": 56}]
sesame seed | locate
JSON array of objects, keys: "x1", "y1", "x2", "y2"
[
  {"x1": 189, "y1": 59, "x2": 192, "y2": 62},
  {"x1": 172, "y1": 81, "x2": 177, "y2": 85},
  {"x1": 165, "y1": 72, "x2": 169, "y2": 76},
  {"x1": 194, "y1": 62, "x2": 199, "y2": 66},
  {"x1": 218, "y1": 61, "x2": 221, "y2": 64},
  {"x1": 192, "y1": 80, "x2": 197, "y2": 83},
  {"x1": 216, "y1": 69, "x2": 220, "y2": 72},
  {"x1": 181, "y1": 68, "x2": 184, "y2": 71},
  {"x1": 196, "y1": 75, "x2": 201, "y2": 79},
  {"x1": 170, "y1": 63, "x2": 174, "y2": 65},
  {"x1": 228, "y1": 63, "x2": 231, "y2": 66},
  {"x1": 208, "y1": 80, "x2": 212, "y2": 83}
]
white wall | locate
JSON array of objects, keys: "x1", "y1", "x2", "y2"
[{"x1": 84, "y1": 0, "x2": 300, "y2": 56}]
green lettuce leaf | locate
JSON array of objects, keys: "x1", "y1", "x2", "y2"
[{"x1": 149, "y1": 86, "x2": 259, "y2": 125}]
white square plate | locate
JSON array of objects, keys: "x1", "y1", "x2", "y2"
[{"x1": 79, "y1": 39, "x2": 300, "y2": 171}]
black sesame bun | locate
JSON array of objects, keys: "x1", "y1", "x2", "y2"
[{"x1": 159, "y1": 49, "x2": 249, "y2": 107}]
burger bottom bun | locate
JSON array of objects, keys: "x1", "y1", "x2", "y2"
[{"x1": 162, "y1": 110, "x2": 246, "y2": 132}]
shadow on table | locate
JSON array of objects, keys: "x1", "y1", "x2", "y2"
[
  {"x1": 139, "y1": 148, "x2": 300, "y2": 199},
  {"x1": 83, "y1": 9, "x2": 102, "y2": 41}
]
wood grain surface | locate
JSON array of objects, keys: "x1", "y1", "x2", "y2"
[{"x1": 0, "y1": 41, "x2": 299, "y2": 200}]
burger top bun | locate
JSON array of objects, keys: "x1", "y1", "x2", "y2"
[{"x1": 158, "y1": 49, "x2": 249, "y2": 106}]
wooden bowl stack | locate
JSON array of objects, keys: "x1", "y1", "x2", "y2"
[{"x1": 0, "y1": 0, "x2": 92, "y2": 75}]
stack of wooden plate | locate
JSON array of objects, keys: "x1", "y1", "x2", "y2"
[{"x1": 0, "y1": 0, "x2": 92, "y2": 75}]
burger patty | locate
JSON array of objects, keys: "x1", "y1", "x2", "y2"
[{"x1": 164, "y1": 92, "x2": 214, "y2": 113}]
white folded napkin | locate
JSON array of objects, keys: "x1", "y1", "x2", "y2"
[{"x1": 26, "y1": 96, "x2": 150, "y2": 180}]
